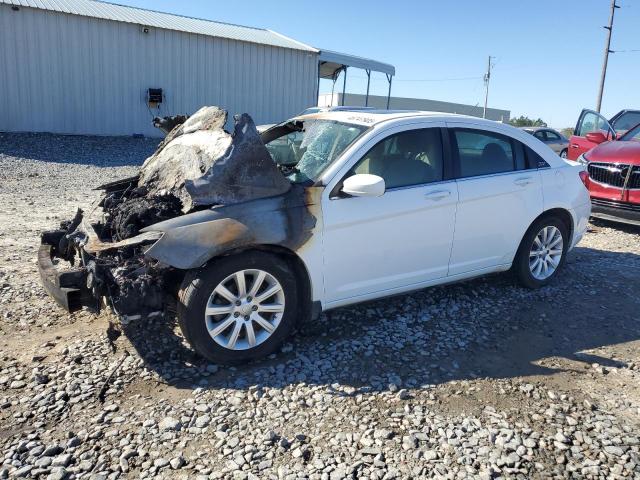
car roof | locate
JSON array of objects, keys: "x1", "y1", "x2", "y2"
[
  {"x1": 293, "y1": 109, "x2": 488, "y2": 126},
  {"x1": 520, "y1": 126, "x2": 552, "y2": 132},
  {"x1": 300, "y1": 106, "x2": 375, "y2": 114},
  {"x1": 325, "y1": 106, "x2": 375, "y2": 111}
]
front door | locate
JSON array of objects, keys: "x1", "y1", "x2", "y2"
[
  {"x1": 446, "y1": 124, "x2": 543, "y2": 275},
  {"x1": 568, "y1": 109, "x2": 614, "y2": 160},
  {"x1": 321, "y1": 125, "x2": 458, "y2": 306}
]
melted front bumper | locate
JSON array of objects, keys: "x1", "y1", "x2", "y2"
[{"x1": 37, "y1": 234, "x2": 97, "y2": 313}]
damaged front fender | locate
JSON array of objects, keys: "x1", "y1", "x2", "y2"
[
  {"x1": 75, "y1": 220, "x2": 163, "y2": 254},
  {"x1": 142, "y1": 185, "x2": 317, "y2": 270}
]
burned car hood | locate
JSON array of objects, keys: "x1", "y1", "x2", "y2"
[
  {"x1": 139, "y1": 107, "x2": 291, "y2": 213},
  {"x1": 78, "y1": 106, "x2": 321, "y2": 270},
  {"x1": 141, "y1": 185, "x2": 318, "y2": 270},
  {"x1": 90, "y1": 106, "x2": 303, "y2": 246}
]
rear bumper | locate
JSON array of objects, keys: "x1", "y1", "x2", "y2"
[
  {"x1": 569, "y1": 202, "x2": 591, "y2": 250},
  {"x1": 591, "y1": 198, "x2": 640, "y2": 226},
  {"x1": 37, "y1": 236, "x2": 97, "y2": 313}
]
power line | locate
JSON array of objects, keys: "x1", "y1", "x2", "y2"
[
  {"x1": 393, "y1": 76, "x2": 484, "y2": 83},
  {"x1": 339, "y1": 74, "x2": 483, "y2": 83}
]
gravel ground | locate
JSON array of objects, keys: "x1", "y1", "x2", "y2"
[{"x1": 1, "y1": 132, "x2": 640, "y2": 480}]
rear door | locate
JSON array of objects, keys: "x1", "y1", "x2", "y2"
[
  {"x1": 446, "y1": 123, "x2": 543, "y2": 275},
  {"x1": 568, "y1": 109, "x2": 614, "y2": 160}
]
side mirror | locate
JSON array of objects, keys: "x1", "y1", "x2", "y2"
[
  {"x1": 585, "y1": 131, "x2": 607, "y2": 144},
  {"x1": 341, "y1": 174, "x2": 385, "y2": 197}
]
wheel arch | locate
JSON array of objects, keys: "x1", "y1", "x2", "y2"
[
  {"x1": 535, "y1": 208, "x2": 574, "y2": 239},
  {"x1": 204, "y1": 244, "x2": 315, "y2": 323},
  {"x1": 511, "y1": 207, "x2": 574, "y2": 287},
  {"x1": 514, "y1": 207, "x2": 574, "y2": 262}
]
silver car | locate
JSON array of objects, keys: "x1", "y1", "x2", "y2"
[{"x1": 522, "y1": 127, "x2": 569, "y2": 158}]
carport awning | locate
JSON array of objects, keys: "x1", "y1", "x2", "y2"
[{"x1": 318, "y1": 49, "x2": 395, "y2": 79}]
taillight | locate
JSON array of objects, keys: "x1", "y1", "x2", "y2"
[{"x1": 579, "y1": 170, "x2": 590, "y2": 188}]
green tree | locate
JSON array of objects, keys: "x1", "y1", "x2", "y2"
[{"x1": 508, "y1": 116, "x2": 547, "y2": 127}]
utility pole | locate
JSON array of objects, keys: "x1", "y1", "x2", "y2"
[
  {"x1": 483, "y1": 56, "x2": 493, "y2": 119},
  {"x1": 596, "y1": 0, "x2": 619, "y2": 113}
]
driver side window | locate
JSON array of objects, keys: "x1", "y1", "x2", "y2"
[
  {"x1": 265, "y1": 131, "x2": 304, "y2": 167},
  {"x1": 578, "y1": 112, "x2": 608, "y2": 137},
  {"x1": 534, "y1": 131, "x2": 546, "y2": 141},
  {"x1": 351, "y1": 128, "x2": 444, "y2": 189}
]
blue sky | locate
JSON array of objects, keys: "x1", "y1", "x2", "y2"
[{"x1": 117, "y1": 0, "x2": 638, "y2": 128}]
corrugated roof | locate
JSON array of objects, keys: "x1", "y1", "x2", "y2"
[
  {"x1": 1, "y1": 0, "x2": 318, "y2": 52},
  {"x1": 319, "y1": 49, "x2": 395, "y2": 77}
]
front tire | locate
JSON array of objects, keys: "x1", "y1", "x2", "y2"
[
  {"x1": 178, "y1": 251, "x2": 299, "y2": 364},
  {"x1": 513, "y1": 216, "x2": 568, "y2": 288},
  {"x1": 560, "y1": 149, "x2": 568, "y2": 159}
]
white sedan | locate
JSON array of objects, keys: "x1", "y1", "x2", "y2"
[
  {"x1": 40, "y1": 110, "x2": 591, "y2": 364},
  {"x1": 172, "y1": 110, "x2": 591, "y2": 363}
]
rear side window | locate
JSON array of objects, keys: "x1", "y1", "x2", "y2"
[
  {"x1": 525, "y1": 146, "x2": 550, "y2": 169},
  {"x1": 452, "y1": 129, "x2": 516, "y2": 177}
]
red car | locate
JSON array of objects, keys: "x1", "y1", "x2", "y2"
[
  {"x1": 570, "y1": 109, "x2": 640, "y2": 226},
  {"x1": 567, "y1": 109, "x2": 640, "y2": 160}
]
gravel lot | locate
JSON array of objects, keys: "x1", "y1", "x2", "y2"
[{"x1": 1, "y1": 132, "x2": 640, "y2": 480}]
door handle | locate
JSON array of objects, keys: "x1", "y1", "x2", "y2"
[
  {"x1": 570, "y1": 144, "x2": 579, "y2": 148},
  {"x1": 424, "y1": 190, "x2": 451, "y2": 200},
  {"x1": 514, "y1": 177, "x2": 534, "y2": 187}
]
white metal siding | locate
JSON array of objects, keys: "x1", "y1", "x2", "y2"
[{"x1": 0, "y1": 6, "x2": 319, "y2": 136}]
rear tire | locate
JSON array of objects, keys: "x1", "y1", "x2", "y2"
[
  {"x1": 178, "y1": 251, "x2": 299, "y2": 364},
  {"x1": 513, "y1": 216, "x2": 568, "y2": 289},
  {"x1": 560, "y1": 149, "x2": 568, "y2": 159}
]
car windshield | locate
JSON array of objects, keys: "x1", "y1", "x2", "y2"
[
  {"x1": 264, "y1": 119, "x2": 368, "y2": 184},
  {"x1": 612, "y1": 111, "x2": 640, "y2": 134},
  {"x1": 620, "y1": 123, "x2": 640, "y2": 142}
]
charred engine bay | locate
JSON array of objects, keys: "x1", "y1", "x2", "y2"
[
  {"x1": 90, "y1": 178, "x2": 180, "y2": 318},
  {"x1": 44, "y1": 106, "x2": 303, "y2": 319},
  {"x1": 48, "y1": 181, "x2": 177, "y2": 319}
]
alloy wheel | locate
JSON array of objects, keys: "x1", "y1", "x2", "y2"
[
  {"x1": 204, "y1": 269, "x2": 285, "y2": 350},
  {"x1": 529, "y1": 226, "x2": 563, "y2": 280}
]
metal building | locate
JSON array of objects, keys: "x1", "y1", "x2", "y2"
[{"x1": 0, "y1": 0, "x2": 394, "y2": 137}]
